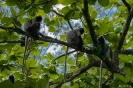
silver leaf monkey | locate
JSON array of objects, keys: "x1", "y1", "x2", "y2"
[
  {"x1": 97, "y1": 36, "x2": 110, "y2": 88},
  {"x1": 64, "y1": 28, "x2": 84, "y2": 81},
  {"x1": 22, "y1": 16, "x2": 42, "y2": 74}
]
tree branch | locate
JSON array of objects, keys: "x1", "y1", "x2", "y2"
[
  {"x1": 119, "y1": 50, "x2": 133, "y2": 55},
  {"x1": 0, "y1": 26, "x2": 92, "y2": 54},
  {"x1": 54, "y1": 50, "x2": 76, "y2": 60},
  {"x1": 54, "y1": 61, "x2": 97, "y2": 88},
  {"x1": 52, "y1": 10, "x2": 74, "y2": 30},
  {"x1": 122, "y1": 0, "x2": 131, "y2": 12},
  {"x1": 82, "y1": 0, "x2": 97, "y2": 44},
  {"x1": 113, "y1": 10, "x2": 133, "y2": 64}
]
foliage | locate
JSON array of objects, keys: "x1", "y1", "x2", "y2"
[{"x1": 0, "y1": 0, "x2": 133, "y2": 88}]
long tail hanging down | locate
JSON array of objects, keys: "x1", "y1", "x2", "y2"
[
  {"x1": 22, "y1": 36, "x2": 31, "y2": 74},
  {"x1": 64, "y1": 47, "x2": 69, "y2": 82}
]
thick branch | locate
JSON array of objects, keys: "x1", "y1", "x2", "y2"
[
  {"x1": 122, "y1": 0, "x2": 131, "y2": 11},
  {"x1": 54, "y1": 61, "x2": 97, "y2": 88},
  {"x1": 119, "y1": 50, "x2": 133, "y2": 55},
  {"x1": 0, "y1": 26, "x2": 92, "y2": 54},
  {"x1": 113, "y1": 10, "x2": 133, "y2": 63},
  {"x1": 82, "y1": 0, "x2": 97, "y2": 44}
]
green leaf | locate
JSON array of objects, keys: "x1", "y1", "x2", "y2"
[
  {"x1": 61, "y1": 0, "x2": 76, "y2": 5},
  {"x1": 48, "y1": 26, "x2": 56, "y2": 32},
  {"x1": 6, "y1": 0, "x2": 19, "y2": 6},
  {"x1": 115, "y1": 27, "x2": 122, "y2": 34},
  {"x1": 88, "y1": 0, "x2": 97, "y2": 5},
  {"x1": 43, "y1": 4, "x2": 52, "y2": 13},
  {"x1": 8, "y1": 55, "x2": 18, "y2": 61},
  {"x1": 39, "y1": 41, "x2": 49, "y2": 47},
  {"x1": 10, "y1": 7, "x2": 16, "y2": 16},
  {"x1": 0, "y1": 80, "x2": 13, "y2": 88},
  {"x1": 90, "y1": 10, "x2": 97, "y2": 19},
  {"x1": 104, "y1": 33, "x2": 118, "y2": 43},
  {"x1": 44, "y1": 18, "x2": 50, "y2": 25},
  {"x1": 1, "y1": 17, "x2": 12, "y2": 24},
  {"x1": 64, "y1": 10, "x2": 74, "y2": 20},
  {"x1": 98, "y1": 0, "x2": 109, "y2": 7},
  {"x1": 68, "y1": 58, "x2": 74, "y2": 65},
  {"x1": 31, "y1": 49, "x2": 40, "y2": 56},
  {"x1": 35, "y1": 75, "x2": 49, "y2": 88},
  {"x1": 60, "y1": 34, "x2": 66, "y2": 40},
  {"x1": 0, "y1": 43, "x2": 16, "y2": 50},
  {"x1": 61, "y1": 6, "x2": 71, "y2": 14},
  {"x1": 26, "y1": 59, "x2": 36, "y2": 69},
  {"x1": 50, "y1": 0, "x2": 58, "y2": 5},
  {"x1": 47, "y1": 52, "x2": 54, "y2": 60}
]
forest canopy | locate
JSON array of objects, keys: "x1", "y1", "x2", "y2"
[{"x1": 0, "y1": 0, "x2": 133, "y2": 88}]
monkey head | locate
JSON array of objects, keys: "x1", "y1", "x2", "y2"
[
  {"x1": 8, "y1": 75, "x2": 14, "y2": 83},
  {"x1": 97, "y1": 36, "x2": 105, "y2": 45},
  {"x1": 35, "y1": 15, "x2": 42, "y2": 22},
  {"x1": 79, "y1": 28, "x2": 84, "y2": 35}
]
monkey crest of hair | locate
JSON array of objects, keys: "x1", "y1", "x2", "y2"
[
  {"x1": 66, "y1": 28, "x2": 84, "y2": 48},
  {"x1": 9, "y1": 75, "x2": 14, "y2": 84},
  {"x1": 35, "y1": 15, "x2": 42, "y2": 22}
]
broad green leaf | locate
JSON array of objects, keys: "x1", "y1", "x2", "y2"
[
  {"x1": 60, "y1": 34, "x2": 66, "y2": 40},
  {"x1": 35, "y1": 75, "x2": 49, "y2": 88},
  {"x1": 61, "y1": 0, "x2": 76, "y2": 5},
  {"x1": 43, "y1": 4, "x2": 52, "y2": 13},
  {"x1": 6, "y1": 0, "x2": 20, "y2": 6},
  {"x1": 31, "y1": 49, "x2": 40, "y2": 56},
  {"x1": 64, "y1": 10, "x2": 74, "y2": 20},
  {"x1": 50, "y1": 0, "x2": 58, "y2": 5},
  {"x1": 10, "y1": 7, "x2": 16, "y2": 16},
  {"x1": 68, "y1": 57, "x2": 74, "y2": 65},
  {"x1": 61, "y1": 6, "x2": 71, "y2": 14},
  {"x1": 48, "y1": 26, "x2": 56, "y2": 32},
  {"x1": 0, "y1": 80, "x2": 13, "y2": 88},
  {"x1": 29, "y1": 41, "x2": 38, "y2": 48},
  {"x1": 90, "y1": 10, "x2": 97, "y2": 19},
  {"x1": 70, "y1": 65, "x2": 78, "y2": 72},
  {"x1": 118, "y1": 6, "x2": 127, "y2": 11},
  {"x1": 57, "y1": 56, "x2": 65, "y2": 63},
  {"x1": 8, "y1": 55, "x2": 18, "y2": 61},
  {"x1": 98, "y1": 0, "x2": 109, "y2": 7},
  {"x1": 47, "y1": 52, "x2": 54, "y2": 60},
  {"x1": 1, "y1": 17, "x2": 12, "y2": 24},
  {"x1": 88, "y1": 0, "x2": 97, "y2": 5},
  {"x1": 26, "y1": 59, "x2": 36, "y2": 69},
  {"x1": 115, "y1": 27, "x2": 122, "y2": 34},
  {"x1": 0, "y1": 60, "x2": 8, "y2": 65},
  {"x1": 104, "y1": 33, "x2": 118, "y2": 43},
  {"x1": 131, "y1": 2, "x2": 133, "y2": 9},
  {"x1": 39, "y1": 41, "x2": 49, "y2": 47},
  {"x1": 0, "y1": 44, "x2": 16, "y2": 50}
]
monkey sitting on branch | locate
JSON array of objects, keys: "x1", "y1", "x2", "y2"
[
  {"x1": 22, "y1": 16, "x2": 42, "y2": 74},
  {"x1": 64, "y1": 28, "x2": 84, "y2": 81},
  {"x1": 97, "y1": 36, "x2": 110, "y2": 88}
]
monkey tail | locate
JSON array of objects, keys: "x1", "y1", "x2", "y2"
[
  {"x1": 99, "y1": 60, "x2": 103, "y2": 88},
  {"x1": 64, "y1": 47, "x2": 69, "y2": 82},
  {"x1": 22, "y1": 36, "x2": 31, "y2": 74}
]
